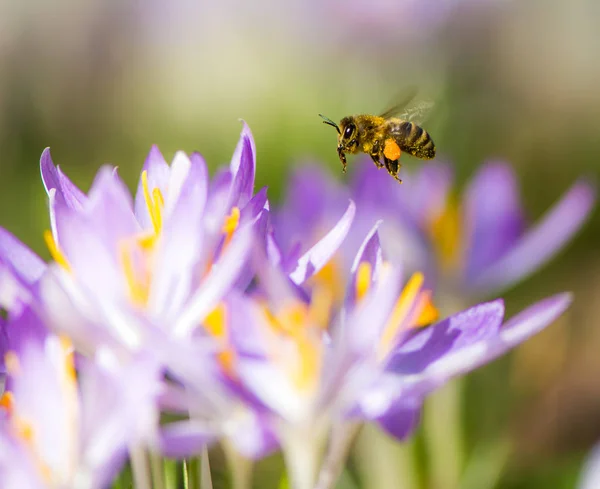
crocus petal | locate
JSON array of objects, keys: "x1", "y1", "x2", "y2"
[
  {"x1": 134, "y1": 145, "x2": 170, "y2": 229},
  {"x1": 159, "y1": 421, "x2": 215, "y2": 458},
  {"x1": 149, "y1": 161, "x2": 208, "y2": 321},
  {"x1": 86, "y1": 166, "x2": 140, "y2": 246},
  {"x1": 288, "y1": 200, "x2": 356, "y2": 285},
  {"x1": 40, "y1": 147, "x2": 87, "y2": 210},
  {"x1": 469, "y1": 180, "x2": 595, "y2": 295},
  {"x1": 345, "y1": 221, "x2": 383, "y2": 308},
  {"x1": 409, "y1": 293, "x2": 571, "y2": 395},
  {"x1": 79, "y1": 353, "x2": 161, "y2": 478},
  {"x1": 386, "y1": 299, "x2": 505, "y2": 375},
  {"x1": 0, "y1": 229, "x2": 45, "y2": 311},
  {"x1": 463, "y1": 162, "x2": 525, "y2": 278},
  {"x1": 230, "y1": 121, "x2": 256, "y2": 208},
  {"x1": 579, "y1": 443, "x2": 600, "y2": 489},
  {"x1": 173, "y1": 224, "x2": 253, "y2": 337},
  {"x1": 375, "y1": 397, "x2": 422, "y2": 441}
]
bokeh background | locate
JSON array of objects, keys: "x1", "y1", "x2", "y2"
[{"x1": 1, "y1": 0, "x2": 599, "y2": 488}]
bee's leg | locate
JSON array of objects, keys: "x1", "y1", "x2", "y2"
[
  {"x1": 338, "y1": 149, "x2": 347, "y2": 173},
  {"x1": 384, "y1": 157, "x2": 403, "y2": 184},
  {"x1": 370, "y1": 153, "x2": 384, "y2": 169},
  {"x1": 370, "y1": 142, "x2": 384, "y2": 169}
]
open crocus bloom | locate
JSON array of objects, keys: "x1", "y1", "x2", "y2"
[
  {"x1": 0, "y1": 305, "x2": 160, "y2": 489},
  {"x1": 352, "y1": 159, "x2": 595, "y2": 300},
  {"x1": 276, "y1": 159, "x2": 594, "y2": 307},
  {"x1": 34, "y1": 124, "x2": 268, "y2": 358},
  {"x1": 205, "y1": 224, "x2": 570, "y2": 489}
]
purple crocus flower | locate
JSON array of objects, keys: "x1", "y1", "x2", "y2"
[
  {"x1": 276, "y1": 159, "x2": 594, "y2": 306},
  {"x1": 0, "y1": 305, "x2": 161, "y2": 489},
  {"x1": 223, "y1": 224, "x2": 570, "y2": 489},
  {"x1": 28, "y1": 123, "x2": 267, "y2": 358}
]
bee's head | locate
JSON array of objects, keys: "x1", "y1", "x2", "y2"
[{"x1": 338, "y1": 117, "x2": 359, "y2": 153}]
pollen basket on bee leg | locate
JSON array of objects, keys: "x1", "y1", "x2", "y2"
[{"x1": 383, "y1": 139, "x2": 401, "y2": 161}]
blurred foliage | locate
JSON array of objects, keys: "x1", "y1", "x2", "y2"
[{"x1": 1, "y1": 0, "x2": 599, "y2": 487}]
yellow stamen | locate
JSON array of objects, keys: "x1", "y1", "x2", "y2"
[
  {"x1": 141, "y1": 170, "x2": 165, "y2": 235},
  {"x1": 43, "y1": 230, "x2": 71, "y2": 272},
  {"x1": 221, "y1": 207, "x2": 240, "y2": 249},
  {"x1": 292, "y1": 335, "x2": 321, "y2": 391},
  {"x1": 379, "y1": 272, "x2": 432, "y2": 358},
  {"x1": 310, "y1": 259, "x2": 345, "y2": 305},
  {"x1": 119, "y1": 243, "x2": 149, "y2": 305},
  {"x1": 428, "y1": 196, "x2": 462, "y2": 271},
  {"x1": 203, "y1": 304, "x2": 238, "y2": 377},
  {"x1": 4, "y1": 351, "x2": 20, "y2": 375},
  {"x1": 308, "y1": 286, "x2": 333, "y2": 330},
  {"x1": 413, "y1": 291, "x2": 439, "y2": 327},
  {"x1": 59, "y1": 335, "x2": 77, "y2": 383},
  {"x1": 15, "y1": 417, "x2": 34, "y2": 442},
  {"x1": 204, "y1": 304, "x2": 227, "y2": 338},
  {"x1": 355, "y1": 262, "x2": 372, "y2": 302},
  {"x1": 222, "y1": 207, "x2": 241, "y2": 235},
  {"x1": 0, "y1": 392, "x2": 14, "y2": 414},
  {"x1": 261, "y1": 301, "x2": 324, "y2": 392}
]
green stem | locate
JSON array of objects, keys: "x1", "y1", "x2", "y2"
[
  {"x1": 150, "y1": 451, "x2": 166, "y2": 489},
  {"x1": 130, "y1": 446, "x2": 152, "y2": 489},
  {"x1": 423, "y1": 377, "x2": 464, "y2": 489},
  {"x1": 201, "y1": 448, "x2": 214, "y2": 489},
  {"x1": 223, "y1": 441, "x2": 254, "y2": 489},
  {"x1": 353, "y1": 425, "x2": 418, "y2": 489},
  {"x1": 314, "y1": 422, "x2": 361, "y2": 489}
]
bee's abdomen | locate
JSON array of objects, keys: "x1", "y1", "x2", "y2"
[{"x1": 392, "y1": 121, "x2": 436, "y2": 160}]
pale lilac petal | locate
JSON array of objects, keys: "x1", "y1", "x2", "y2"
[
  {"x1": 463, "y1": 162, "x2": 525, "y2": 278},
  {"x1": 79, "y1": 354, "x2": 161, "y2": 478},
  {"x1": 241, "y1": 187, "x2": 269, "y2": 223},
  {"x1": 0, "y1": 228, "x2": 45, "y2": 285},
  {"x1": 344, "y1": 221, "x2": 383, "y2": 308},
  {"x1": 386, "y1": 300, "x2": 505, "y2": 375},
  {"x1": 86, "y1": 166, "x2": 140, "y2": 245},
  {"x1": 149, "y1": 159, "x2": 209, "y2": 320},
  {"x1": 343, "y1": 264, "x2": 404, "y2": 354},
  {"x1": 410, "y1": 294, "x2": 571, "y2": 395},
  {"x1": 159, "y1": 421, "x2": 215, "y2": 458},
  {"x1": 10, "y1": 335, "x2": 76, "y2": 474},
  {"x1": 288, "y1": 200, "x2": 356, "y2": 285},
  {"x1": 40, "y1": 147, "x2": 87, "y2": 210},
  {"x1": 230, "y1": 121, "x2": 256, "y2": 208},
  {"x1": 162, "y1": 151, "x2": 192, "y2": 217},
  {"x1": 0, "y1": 435, "x2": 44, "y2": 489},
  {"x1": 4, "y1": 304, "x2": 47, "y2": 356},
  {"x1": 52, "y1": 205, "x2": 125, "y2": 298},
  {"x1": 174, "y1": 224, "x2": 253, "y2": 337},
  {"x1": 579, "y1": 443, "x2": 600, "y2": 489},
  {"x1": 375, "y1": 398, "x2": 422, "y2": 441},
  {"x1": 469, "y1": 181, "x2": 595, "y2": 295},
  {"x1": 134, "y1": 145, "x2": 170, "y2": 228},
  {"x1": 227, "y1": 410, "x2": 278, "y2": 460}
]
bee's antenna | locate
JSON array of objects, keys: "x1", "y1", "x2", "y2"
[{"x1": 319, "y1": 114, "x2": 340, "y2": 135}]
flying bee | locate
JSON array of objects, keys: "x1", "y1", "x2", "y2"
[{"x1": 319, "y1": 94, "x2": 436, "y2": 183}]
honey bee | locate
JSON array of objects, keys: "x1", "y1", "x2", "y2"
[{"x1": 319, "y1": 94, "x2": 436, "y2": 183}]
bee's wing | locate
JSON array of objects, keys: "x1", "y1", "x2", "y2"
[
  {"x1": 396, "y1": 100, "x2": 435, "y2": 125},
  {"x1": 378, "y1": 87, "x2": 418, "y2": 119}
]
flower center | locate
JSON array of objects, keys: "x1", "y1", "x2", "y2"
[
  {"x1": 354, "y1": 262, "x2": 439, "y2": 360},
  {"x1": 262, "y1": 289, "x2": 332, "y2": 392},
  {"x1": 203, "y1": 303, "x2": 237, "y2": 377},
  {"x1": 427, "y1": 195, "x2": 462, "y2": 272}
]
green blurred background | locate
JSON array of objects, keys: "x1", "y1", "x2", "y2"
[{"x1": 1, "y1": 0, "x2": 599, "y2": 487}]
